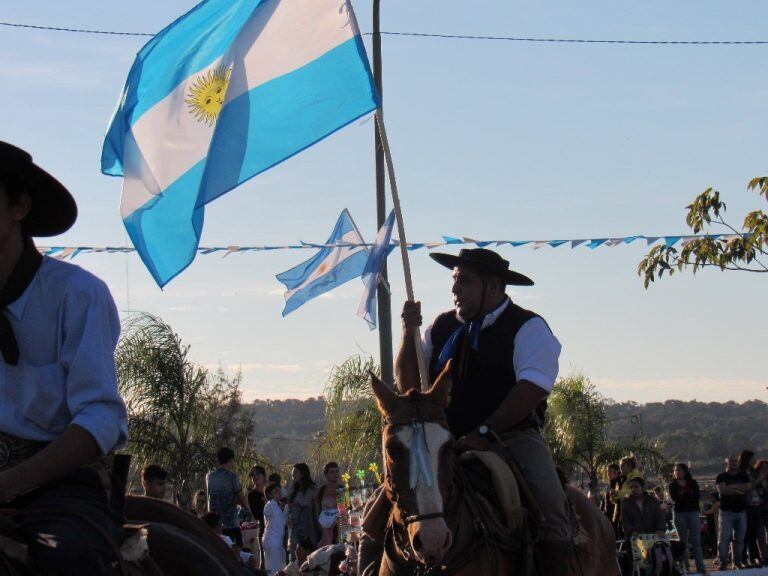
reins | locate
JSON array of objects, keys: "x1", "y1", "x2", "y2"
[
  {"x1": 382, "y1": 396, "x2": 530, "y2": 575},
  {"x1": 383, "y1": 396, "x2": 450, "y2": 527}
]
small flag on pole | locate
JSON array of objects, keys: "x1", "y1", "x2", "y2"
[
  {"x1": 101, "y1": 0, "x2": 379, "y2": 287},
  {"x1": 277, "y1": 209, "x2": 367, "y2": 316},
  {"x1": 357, "y1": 210, "x2": 396, "y2": 329}
]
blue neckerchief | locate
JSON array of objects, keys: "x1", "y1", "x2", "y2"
[
  {"x1": 434, "y1": 299, "x2": 507, "y2": 374},
  {"x1": 435, "y1": 321, "x2": 479, "y2": 374}
]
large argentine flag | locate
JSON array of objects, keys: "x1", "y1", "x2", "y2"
[
  {"x1": 101, "y1": 0, "x2": 379, "y2": 287},
  {"x1": 277, "y1": 209, "x2": 367, "y2": 315}
]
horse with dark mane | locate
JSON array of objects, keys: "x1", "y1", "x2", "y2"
[
  {"x1": 0, "y1": 495, "x2": 244, "y2": 575},
  {"x1": 367, "y1": 364, "x2": 617, "y2": 576}
]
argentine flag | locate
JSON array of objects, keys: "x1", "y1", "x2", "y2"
[
  {"x1": 277, "y1": 209, "x2": 367, "y2": 315},
  {"x1": 101, "y1": 0, "x2": 379, "y2": 287},
  {"x1": 357, "y1": 210, "x2": 395, "y2": 329}
]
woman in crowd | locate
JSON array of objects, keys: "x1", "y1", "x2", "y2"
[
  {"x1": 602, "y1": 463, "x2": 621, "y2": 533},
  {"x1": 612, "y1": 456, "x2": 643, "y2": 529},
  {"x1": 753, "y1": 460, "x2": 768, "y2": 566},
  {"x1": 739, "y1": 450, "x2": 763, "y2": 567},
  {"x1": 287, "y1": 462, "x2": 319, "y2": 555},
  {"x1": 668, "y1": 462, "x2": 705, "y2": 574},
  {"x1": 702, "y1": 490, "x2": 721, "y2": 563}
]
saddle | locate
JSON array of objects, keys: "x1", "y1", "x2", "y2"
[
  {"x1": 457, "y1": 450, "x2": 588, "y2": 549},
  {"x1": 458, "y1": 450, "x2": 524, "y2": 532}
]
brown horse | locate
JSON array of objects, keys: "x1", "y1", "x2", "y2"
[
  {"x1": 368, "y1": 365, "x2": 617, "y2": 576},
  {"x1": 0, "y1": 496, "x2": 243, "y2": 575},
  {"x1": 125, "y1": 495, "x2": 245, "y2": 575}
]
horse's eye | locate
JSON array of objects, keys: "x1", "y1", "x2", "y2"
[{"x1": 386, "y1": 443, "x2": 406, "y2": 462}]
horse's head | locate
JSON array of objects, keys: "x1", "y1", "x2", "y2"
[{"x1": 370, "y1": 364, "x2": 455, "y2": 566}]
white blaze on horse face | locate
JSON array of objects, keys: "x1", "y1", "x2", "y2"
[{"x1": 395, "y1": 422, "x2": 451, "y2": 515}]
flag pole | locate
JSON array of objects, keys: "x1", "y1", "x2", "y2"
[
  {"x1": 374, "y1": 109, "x2": 430, "y2": 392},
  {"x1": 372, "y1": 0, "x2": 394, "y2": 389}
]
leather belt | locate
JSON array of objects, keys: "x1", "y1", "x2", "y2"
[{"x1": 0, "y1": 431, "x2": 48, "y2": 472}]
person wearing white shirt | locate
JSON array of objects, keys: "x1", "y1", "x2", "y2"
[
  {"x1": 263, "y1": 482, "x2": 287, "y2": 575},
  {"x1": 0, "y1": 141, "x2": 128, "y2": 575},
  {"x1": 359, "y1": 248, "x2": 568, "y2": 576}
]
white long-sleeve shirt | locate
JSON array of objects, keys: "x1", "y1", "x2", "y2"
[{"x1": 0, "y1": 257, "x2": 128, "y2": 455}]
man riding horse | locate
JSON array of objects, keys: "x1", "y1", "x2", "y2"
[
  {"x1": 0, "y1": 142, "x2": 128, "y2": 574},
  {"x1": 359, "y1": 248, "x2": 571, "y2": 575}
]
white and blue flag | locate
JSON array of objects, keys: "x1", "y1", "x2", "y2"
[
  {"x1": 101, "y1": 0, "x2": 379, "y2": 287},
  {"x1": 277, "y1": 209, "x2": 367, "y2": 316},
  {"x1": 357, "y1": 210, "x2": 396, "y2": 329}
]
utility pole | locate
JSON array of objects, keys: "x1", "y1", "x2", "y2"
[{"x1": 373, "y1": 0, "x2": 394, "y2": 387}]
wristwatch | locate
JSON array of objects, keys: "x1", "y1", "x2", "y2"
[{"x1": 477, "y1": 425, "x2": 494, "y2": 440}]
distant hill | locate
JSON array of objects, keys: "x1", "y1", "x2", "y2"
[
  {"x1": 248, "y1": 397, "x2": 767, "y2": 477},
  {"x1": 607, "y1": 399, "x2": 767, "y2": 478},
  {"x1": 249, "y1": 397, "x2": 326, "y2": 468}
]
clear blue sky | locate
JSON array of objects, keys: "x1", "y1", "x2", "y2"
[{"x1": 2, "y1": 1, "x2": 766, "y2": 403}]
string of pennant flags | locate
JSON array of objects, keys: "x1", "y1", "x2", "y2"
[{"x1": 37, "y1": 233, "x2": 741, "y2": 261}]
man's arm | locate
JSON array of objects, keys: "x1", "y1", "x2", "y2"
[
  {"x1": 0, "y1": 277, "x2": 129, "y2": 504},
  {"x1": 484, "y1": 316, "x2": 558, "y2": 433},
  {"x1": 0, "y1": 424, "x2": 101, "y2": 502},
  {"x1": 485, "y1": 380, "x2": 548, "y2": 433},
  {"x1": 730, "y1": 482, "x2": 754, "y2": 494},
  {"x1": 395, "y1": 300, "x2": 423, "y2": 393},
  {"x1": 717, "y1": 480, "x2": 753, "y2": 496},
  {"x1": 456, "y1": 380, "x2": 547, "y2": 451}
]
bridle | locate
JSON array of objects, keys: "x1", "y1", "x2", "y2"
[{"x1": 382, "y1": 397, "x2": 453, "y2": 526}]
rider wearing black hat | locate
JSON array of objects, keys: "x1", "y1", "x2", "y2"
[
  {"x1": 359, "y1": 248, "x2": 570, "y2": 576},
  {"x1": 0, "y1": 142, "x2": 127, "y2": 575}
]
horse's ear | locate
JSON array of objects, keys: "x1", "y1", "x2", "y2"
[
  {"x1": 425, "y1": 360, "x2": 452, "y2": 407},
  {"x1": 370, "y1": 370, "x2": 399, "y2": 416}
]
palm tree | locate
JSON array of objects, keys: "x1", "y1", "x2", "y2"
[
  {"x1": 116, "y1": 312, "x2": 259, "y2": 506},
  {"x1": 545, "y1": 373, "x2": 667, "y2": 494},
  {"x1": 314, "y1": 355, "x2": 382, "y2": 475}
]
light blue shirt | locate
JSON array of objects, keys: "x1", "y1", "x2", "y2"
[
  {"x1": 0, "y1": 257, "x2": 128, "y2": 455},
  {"x1": 206, "y1": 468, "x2": 243, "y2": 529}
]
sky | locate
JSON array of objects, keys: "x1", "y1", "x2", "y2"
[{"x1": 1, "y1": 1, "x2": 766, "y2": 404}]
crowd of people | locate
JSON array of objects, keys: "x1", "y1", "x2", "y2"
[
  {"x1": 140, "y1": 451, "x2": 355, "y2": 576},
  {"x1": 597, "y1": 450, "x2": 768, "y2": 574}
]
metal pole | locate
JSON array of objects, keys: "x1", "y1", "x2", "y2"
[
  {"x1": 375, "y1": 110, "x2": 430, "y2": 391},
  {"x1": 373, "y1": 0, "x2": 394, "y2": 388}
]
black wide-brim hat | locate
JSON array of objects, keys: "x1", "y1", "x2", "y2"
[
  {"x1": 430, "y1": 248, "x2": 534, "y2": 286},
  {"x1": 0, "y1": 141, "x2": 77, "y2": 237}
]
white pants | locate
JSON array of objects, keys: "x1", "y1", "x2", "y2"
[{"x1": 263, "y1": 545, "x2": 286, "y2": 576}]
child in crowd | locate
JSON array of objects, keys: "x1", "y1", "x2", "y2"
[
  {"x1": 194, "y1": 489, "x2": 208, "y2": 518},
  {"x1": 269, "y1": 472, "x2": 289, "y2": 502},
  {"x1": 276, "y1": 539, "x2": 310, "y2": 576},
  {"x1": 263, "y1": 482, "x2": 287, "y2": 576},
  {"x1": 203, "y1": 512, "x2": 258, "y2": 570}
]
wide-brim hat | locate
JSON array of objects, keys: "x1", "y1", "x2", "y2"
[
  {"x1": 0, "y1": 141, "x2": 77, "y2": 237},
  {"x1": 430, "y1": 248, "x2": 534, "y2": 286}
]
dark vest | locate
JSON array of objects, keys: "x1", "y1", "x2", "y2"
[{"x1": 428, "y1": 301, "x2": 548, "y2": 438}]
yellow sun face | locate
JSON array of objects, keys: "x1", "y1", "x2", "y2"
[{"x1": 185, "y1": 66, "x2": 232, "y2": 126}]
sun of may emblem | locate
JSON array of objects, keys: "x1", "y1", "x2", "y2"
[{"x1": 185, "y1": 66, "x2": 232, "y2": 126}]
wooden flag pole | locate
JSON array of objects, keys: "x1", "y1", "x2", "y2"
[{"x1": 374, "y1": 109, "x2": 430, "y2": 392}]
